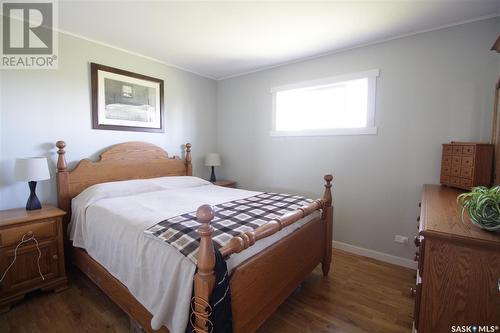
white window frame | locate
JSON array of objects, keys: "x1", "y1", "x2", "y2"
[{"x1": 270, "y1": 69, "x2": 379, "y2": 136}]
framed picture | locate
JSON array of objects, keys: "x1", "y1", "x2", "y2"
[{"x1": 91, "y1": 63, "x2": 164, "y2": 132}]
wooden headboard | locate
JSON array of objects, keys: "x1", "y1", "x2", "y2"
[{"x1": 55, "y1": 140, "x2": 192, "y2": 219}]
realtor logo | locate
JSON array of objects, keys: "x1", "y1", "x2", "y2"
[{"x1": 1, "y1": 0, "x2": 58, "y2": 69}]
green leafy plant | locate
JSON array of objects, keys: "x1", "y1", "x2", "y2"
[{"x1": 457, "y1": 186, "x2": 500, "y2": 232}]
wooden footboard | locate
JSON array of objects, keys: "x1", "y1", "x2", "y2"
[
  {"x1": 230, "y1": 216, "x2": 325, "y2": 333},
  {"x1": 192, "y1": 175, "x2": 333, "y2": 333}
]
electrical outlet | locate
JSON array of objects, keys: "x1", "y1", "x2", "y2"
[{"x1": 394, "y1": 235, "x2": 409, "y2": 244}]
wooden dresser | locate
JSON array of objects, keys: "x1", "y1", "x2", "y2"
[
  {"x1": 440, "y1": 142, "x2": 494, "y2": 190},
  {"x1": 0, "y1": 205, "x2": 67, "y2": 312},
  {"x1": 413, "y1": 185, "x2": 500, "y2": 332}
]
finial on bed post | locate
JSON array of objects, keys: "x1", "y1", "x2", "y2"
[
  {"x1": 185, "y1": 143, "x2": 193, "y2": 176},
  {"x1": 323, "y1": 174, "x2": 333, "y2": 206},
  {"x1": 56, "y1": 141, "x2": 67, "y2": 172},
  {"x1": 193, "y1": 204, "x2": 216, "y2": 332},
  {"x1": 322, "y1": 174, "x2": 333, "y2": 277}
]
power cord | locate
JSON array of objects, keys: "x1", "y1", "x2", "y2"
[{"x1": 0, "y1": 232, "x2": 45, "y2": 283}]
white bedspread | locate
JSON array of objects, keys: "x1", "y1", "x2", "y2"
[{"x1": 69, "y1": 176, "x2": 318, "y2": 333}]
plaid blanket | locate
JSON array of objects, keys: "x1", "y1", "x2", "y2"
[{"x1": 144, "y1": 193, "x2": 313, "y2": 263}]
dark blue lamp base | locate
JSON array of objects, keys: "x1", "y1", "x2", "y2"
[
  {"x1": 26, "y1": 181, "x2": 42, "y2": 210},
  {"x1": 210, "y1": 166, "x2": 217, "y2": 182}
]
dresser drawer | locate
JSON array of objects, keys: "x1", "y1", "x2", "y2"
[
  {"x1": 462, "y1": 145, "x2": 475, "y2": 155},
  {"x1": 461, "y1": 155, "x2": 473, "y2": 168},
  {"x1": 441, "y1": 155, "x2": 452, "y2": 166},
  {"x1": 460, "y1": 178, "x2": 473, "y2": 189},
  {"x1": 440, "y1": 174, "x2": 450, "y2": 184},
  {"x1": 460, "y1": 167, "x2": 473, "y2": 179},
  {"x1": 450, "y1": 177, "x2": 461, "y2": 187},
  {"x1": 451, "y1": 155, "x2": 462, "y2": 166},
  {"x1": 0, "y1": 218, "x2": 58, "y2": 248},
  {"x1": 451, "y1": 165, "x2": 461, "y2": 176},
  {"x1": 452, "y1": 146, "x2": 462, "y2": 155},
  {"x1": 441, "y1": 165, "x2": 451, "y2": 175},
  {"x1": 443, "y1": 145, "x2": 453, "y2": 155}
]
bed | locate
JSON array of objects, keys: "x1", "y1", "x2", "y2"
[{"x1": 55, "y1": 140, "x2": 333, "y2": 333}]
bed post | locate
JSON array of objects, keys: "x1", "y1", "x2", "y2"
[
  {"x1": 56, "y1": 140, "x2": 72, "y2": 259},
  {"x1": 322, "y1": 174, "x2": 333, "y2": 277},
  {"x1": 193, "y1": 204, "x2": 216, "y2": 333},
  {"x1": 56, "y1": 141, "x2": 71, "y2": 221},
  {"x1": 185, "y1": 143, "x2": 193, "y2": 176}
]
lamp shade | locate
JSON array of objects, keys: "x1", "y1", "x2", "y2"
[
  {"x1": 205, "y1": 153, "x2": 221, "y2": 167},
  {"x1": 15, "y1": 157, "x2": 50, "y2": 182}
]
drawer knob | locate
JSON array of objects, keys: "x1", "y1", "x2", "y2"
[
  {"x1": 410, "y1": 287, "x2": 416, "y2": 297},
  {"x1": 414, "y1": 236, "x2": 420, "y2": 247},
  {"x1": 52, "y1": 254, "x2": 58, "y2": 260},
  {"x1": 26, "y1": 231, "x2": 33, "y2": 237}
]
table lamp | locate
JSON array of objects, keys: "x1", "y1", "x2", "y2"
[
  {"x1": 15, "y1": 157, "x2": 50, "y2": 210},
  {"x1": 205, "y1": 153, "x2": 221, "y2": 182}
]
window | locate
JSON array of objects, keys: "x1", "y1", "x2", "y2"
[{"x1": 270, "y1": 69, "x2": 379, "y2": 136}]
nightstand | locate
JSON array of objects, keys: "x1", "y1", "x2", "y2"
[
  {"x1": 0, "y1": 205, "x2": 67, "y2": 312},
  {"x1": 213, "y1": 180, "x2": 237, "y2": 188}
]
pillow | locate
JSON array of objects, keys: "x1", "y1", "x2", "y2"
[
  {"x1": 71, "y1": 176, "x2": 211, "y2": 228},
  {"x1": 150, "y1": 176, "x2": 212, "y2": 189}
]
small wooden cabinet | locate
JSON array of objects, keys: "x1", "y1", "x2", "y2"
[
  {"x1": 0, "y1": 205, "x2": 67, "y2": 312},
  {"x1": 413, "y1": 185, "x2": 500, "y2": 332},
  {"x1": 440, "y1": 142, "x2": 494, "y2": 190},
  {"x1": 213, "y1": 180, "x2": 237, "y2": 188}
]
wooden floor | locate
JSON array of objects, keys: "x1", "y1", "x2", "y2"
[{"x1": 0, "y1": 249, "x2": 415, "y2": 333}]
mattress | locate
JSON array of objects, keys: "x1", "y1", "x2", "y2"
[{"x1": 69, "y1": 176, "x2": 319, "y2": 333}]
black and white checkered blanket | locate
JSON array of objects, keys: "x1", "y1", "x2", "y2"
[{"x1": 144, "y1": 193, "x2": 313, "y2": 263}]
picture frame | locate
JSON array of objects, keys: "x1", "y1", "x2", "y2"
[{"x1": 91, "y1": 63, "x2": 164, "y2": 132}]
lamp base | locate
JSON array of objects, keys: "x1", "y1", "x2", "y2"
[
  {"x1": 210, "y1": 166, "x2": 217, "y2": 183},
  {"x1": 26, "y1": 181, "x2": 41, "y2": 211}
]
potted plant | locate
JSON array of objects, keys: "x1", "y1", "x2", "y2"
[{"x1": 457, "y1": 186, "x2": 500, "y2": 232}]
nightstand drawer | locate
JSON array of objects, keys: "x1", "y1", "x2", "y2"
[
  {"x1": 0, "y1": 240, "x2": 60, "y2": 294},
  {"x1": 0, "y1": 205, "x2": 66, "y2": 312},
  {"x1": 0, "y1": 218, "x2": 58, "y2": 248}
]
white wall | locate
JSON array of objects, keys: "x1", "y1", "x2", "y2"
[
  {"x1": 1, "y1": 18, "x2": 498, "y2": 263},
  {"x1": 216, "y1": 18, "x2": 500, "y2": 261},
  {"x1": 0, "y1": 33, "x2": 217, "y2": 210}
]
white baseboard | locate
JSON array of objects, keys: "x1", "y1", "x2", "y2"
[{"x1": 333, "y1": 241, "x2": 417, "y2": 270}]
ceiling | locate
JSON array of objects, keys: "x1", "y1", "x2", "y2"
[{"x1": 59, "y1": 1, "x2": 500, "y2": 80}]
